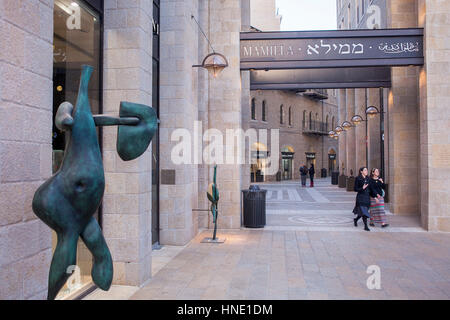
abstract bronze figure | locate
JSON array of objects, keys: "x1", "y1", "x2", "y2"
[
  {"x1": 32, "y1": 65, "x2": 158, "y2": 299},
  {"x1": 203, "y1": 165, "x2": 224, "y2": 243}
]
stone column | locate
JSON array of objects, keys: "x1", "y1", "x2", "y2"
[
  {"x1": 207, "y1": 0, "x2": 242, "y2": 229},
  {"x1": 0, "y1": 0, "x2": 53, "y2": 299},
  {"x1": 241, "y1": 0, "x2": 251, "y2": 196},
  {"x1": 345, "y1": 89, "x2": 356, "y2": 176},
  {"x1": 337, "y1": 89, "x2": 347, "y2": 174},
  {"x1": 159, "y1": 0, "x2": 199, "y2": 245},
  {"x1": 354, "y1": 89, "x2": 367, "y2": 169},
  {"x1": 367, "y1": 88, "x2": 381, "y2": 171},
  {"x1": 387, "y1": 0, "x2": 420, "y2": 215},
  {"x1": 418, "y1": 0, "x2": 450, "y2": 231},
  {"x1": 102, "y1": 0, "x2": 153, "y2": 286}
]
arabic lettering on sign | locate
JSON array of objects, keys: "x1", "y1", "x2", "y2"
[{"x1": 378, "y1": 42, "x2": 420, "y2": 54}]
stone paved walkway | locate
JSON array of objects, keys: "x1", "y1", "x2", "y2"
[
  {"x1": 131, "y1": 179, "x2": 450, "y2": 300},
  {"x1": 263, "y1": 178, "x2": 422, "y2": 232}
]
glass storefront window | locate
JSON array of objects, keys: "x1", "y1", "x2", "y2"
[{"x1": 52, "y1": 0, "x2": 102, "y2": 300}]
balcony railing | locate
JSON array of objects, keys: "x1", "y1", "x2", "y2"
[{"x1": 302, "y1": 120, "x2": 329, "y2": 135}]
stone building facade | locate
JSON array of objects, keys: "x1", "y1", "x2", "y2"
[
  {"x1": 249, "y1": 89, "x2": 339, "y2": 181},
  {"x1": 336, "y1": 0, "x2": 450, "y2": 231},
  {"x1": 0, "y1": 0, "x2": 449, "y2": 300}
]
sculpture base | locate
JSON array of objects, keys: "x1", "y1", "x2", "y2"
[{"x1": 201, "y1": 237, "x2": 226, "y2": 244}]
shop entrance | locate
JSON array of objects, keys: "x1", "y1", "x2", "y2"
[
  {"x1": 281, "y1": 157, "x2": 293, "y2": 180},
  {"x1": 251, "y1": 143, "x2": 269, "y2": 182},
  {"x1": 281, "y1": 146, "x2": 295, "y2": 180},
  {"x1": 52, "y1": 0, "x2": 102, "y2": 300},
  {"x1": 328, "y1": 149, "x2": 337, "y2": 175}
]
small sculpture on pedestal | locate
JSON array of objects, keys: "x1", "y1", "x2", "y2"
[{"x1": 202, "y1": 165, "x2": 225, "y2": 243}]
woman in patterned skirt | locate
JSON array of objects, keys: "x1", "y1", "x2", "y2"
[{"x1": 369, "y1": 168, "x2": 389, "y2": 228}]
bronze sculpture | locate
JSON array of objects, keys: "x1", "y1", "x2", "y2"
[
  {"x1": 32, "y1": 65, "x2": 158, "y2": 299},
  {"x1": 204, "y1": 165, "x2": 222, "y2": 242}
]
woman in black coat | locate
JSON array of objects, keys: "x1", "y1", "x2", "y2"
[
  {"x1": 353, "y1": 167, "x2": 371, "y2": 231},
  {"x1": 309, "y1": 164, "x2": 315, "y2": 187}
]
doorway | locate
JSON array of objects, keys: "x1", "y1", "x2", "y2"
[
  {"x1": 52, "y1": 0, "x2": 103, "y2": 300},
  {"x1": 281, "y1": 146, "x2": 295, "y2": 180},
  {"x1": 328, "y1": 149, "x2": 337, "y2": 175},
  {"x1": 282, "y1": 157, "x2": 293, "y2": 180},
  {"x1": 151, "y1": 0, "x2": 161, "y2": 248}
]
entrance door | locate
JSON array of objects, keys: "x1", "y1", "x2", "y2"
[
  {"x1": 282, "y1": 158, "x2": 293, "y2": 180},
  {"x1": 328, "y1": 157, "x2": 336, "y2": 174},
  {"x1": 52, "y1": 0, "x2": 102, "y2": 299},
  {"x1": 151, "y1": 0, "x2": 160, "y2": 247}
]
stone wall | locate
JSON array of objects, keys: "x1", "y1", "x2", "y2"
[
  {"x1": 207, "y1": 0, "x2": 242, "y2": 229},
  {"x1": 419, "y1": 0, "x2": 450, "y2": 231},
  {"x1": 102, "y1": 0, "x2": 153, "y2": 286},
  {"x1": 0, "y1": 0, "x2": 54, "y2": 299},
  {"x1": 159, "y1": 0, "x2": 199, "y2": 244},
  {"x1": 387, "y1": 0, "x2": 420, "y2": 215},
  {"x1": 250, "y1": 0, "x2": 281, "y2": 31}
]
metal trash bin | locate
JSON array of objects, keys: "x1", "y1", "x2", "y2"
[
  {"x1": 242, "y1": 185, "x2": 267, "y2": 228},
  {"x1": 346, "y1": 176, "x2": 356, "y2": 192},
  {"x1": 338, "y1": 175, "x2": 347, "y2": 188},
  {"x1": 321, "y1": 168, "x2": 327, "y2": 178},
  {"x1": 331, "y1": 171, "x2": 339, "y2": 185}
]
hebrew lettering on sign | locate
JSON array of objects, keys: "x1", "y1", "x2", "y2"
[
  {"x1": 352, "y1": 43, "x2": 364, "y2": 54},
  {"x1": 320, "y1": 40, "x2": 332, "y2": 54},
  {"x1": 307, "y1": 44, "x2": 320, "y2": 55},
  {"x1": 339, "y1": 44, "x2": 351, "y2": 54}
]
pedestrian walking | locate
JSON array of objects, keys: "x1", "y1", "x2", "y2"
[
  {"x1": 300, "y1": 164, "x2": 307, "y2": 187},
  {"x1": 309, "y1": 164, "x2": 315, "y2": 187},
  {"x1": 353, "y1": 167, "x2": 371, "y2": 231},
  {"x1": 369, "y1": 168, "x2": 389, "y2": 228}
]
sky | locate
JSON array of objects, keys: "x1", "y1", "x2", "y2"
[{"x1": 276, "y1": 0, "x2": 337, "y2": 31}]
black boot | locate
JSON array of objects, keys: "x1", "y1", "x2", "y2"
[
  {"x1": 363, "y1": 217, "x2": 370, "y2": 231},
  {"x1": 354, "y1": 215, "x2": 361, "y2": 227}
]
